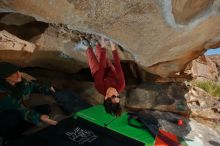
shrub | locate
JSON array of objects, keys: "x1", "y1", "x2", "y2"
[{"x1": 193, "y1": 80, "x2": 220, "y2": 98}]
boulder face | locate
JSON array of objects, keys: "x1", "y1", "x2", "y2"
[
  {"x1": 172, "y1": 0, "x2": 214, "y2": 24},
  {"x1": 0, "y1": 0, "x2": 220, "y2": 77},
  {"x1": 125, "y1": 82, "x2": 190, "y2": 114},
  {"x1": 186, "y1": 55, "x2": 219, "y2": 81},
  {"x1": 186, "y1": 86, "x2": 220, "y2": 122},
  {"x1": 208, "y1": 54, "x2": 220, "y2": 68},
  {"x1": 0, "y1": 30, "x2": 35, "y2": 66}
]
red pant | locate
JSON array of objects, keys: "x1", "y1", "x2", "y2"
[{"x1": 86, "y1": 46, "x2": 115, "y2": 76}]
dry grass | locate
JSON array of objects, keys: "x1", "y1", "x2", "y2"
[{"x1": 193, "y1": 80, "x2": 220, "y2": 98}]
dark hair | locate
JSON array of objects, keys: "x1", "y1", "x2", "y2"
[
  {"x1": 104, "y1": 98, "x2": 122, "y2": 116},
  {"x1": 0, "y1": 62, "x2": 20, "y2": 79}
]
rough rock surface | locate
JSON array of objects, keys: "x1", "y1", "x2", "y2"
[
  {"x1": 208, "y1": 54, "x2": 220, "y2": 68},
  {"x1": 0, "y1": 0, "x2": 220, "y2": 77},
  {"x1": 0, "y1": 30, "x2": 35, "y2": 65},
  {"x1": 186, "y1": 55, "x2": 219, "y2": 81},
  {"x1": 0, "y1": 25, "x2": 128, "y2": 72},
  {"x1": 208, "y1": 54, "x2": 220, "y2": 81},
  {"x1": 125, "y1": 82, "x2": 190, "y2": 114},
  {"x1": 186, "y1": 86, "x2": 220, "y2": 121},
  {"x1": 183, "y1": 119, "x2": 220, "y2": 146},
  {"x1": 141, "y1": 110, "x2": 220, "y2": 146},
  {"x1": 0, "y1": 12, "x2": 35, "y2": 25}
]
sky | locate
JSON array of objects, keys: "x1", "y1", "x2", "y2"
[{"x1": 205, "y1": 47, "x2": 220, "y2": 55}]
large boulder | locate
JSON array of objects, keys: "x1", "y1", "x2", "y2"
[
  {"x1": 0, "y1": 24, "x2": 128, "y2": 73},
  {"x1": 186, "y1": 86, "x2": 220, "y2": 121},
  {"x1": 0, "y1": 30, "x2": 35, "y2": 65},
  {"x1": 186, "y1": 55, "x2": 219, "y2": 81},
  {"x1": 125, "y1": 82, "x2": 190, "y2": 114},
  {"x1": 208, "y1": 54, "x2": 220, "y2": 68},
  {"x1": 0, "y1": 12, "x2": 35, "y2": 25},
  {"x1": 0, "y1": 0, "x2": 220, "y2": 77},
  {"x1": 183, "y1": 119, "x2": 220, "y2": 146},
  {"x1": 138, "y1": 110, "x2": 220, "y2": 146}
]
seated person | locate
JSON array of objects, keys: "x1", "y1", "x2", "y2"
[{"x1": 0, "y1": 62, "x2": 57, "y2": 142}]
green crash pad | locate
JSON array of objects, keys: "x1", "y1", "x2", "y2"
[
  {"x1": 75, "y1": 105, "x2": 117, "y2": 127},
  {"x1": 107, "y1": 112, "x2": 155, "y2": 146},
  {"x1": 75, "y1": 105, "x2": 155, "y2": 146}
]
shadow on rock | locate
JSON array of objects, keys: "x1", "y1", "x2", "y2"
[
  {"x1": 209, "y1": 140, "x2": 220, "y2": 146},
  {"x1": 125, "y1": 82, "x2": 191, "y2": 141},
  {"x1": 125, "y1": 82, "x2": 190, "y2": 114}
]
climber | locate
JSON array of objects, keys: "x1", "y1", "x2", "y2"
[
  {"x1": 0, "y1": 62, "x2": 57, "y2": 141},
  {"x1": 78, "y1": 36, "x2": 125, "y2": 116}
]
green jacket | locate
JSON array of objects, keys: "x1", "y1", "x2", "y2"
[{"x1": 0, "y1": 79, "x2": 52, "y2": 125}]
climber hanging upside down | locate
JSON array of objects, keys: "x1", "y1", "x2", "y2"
[{"x1": 78, "y1": 36, "x2": 125, "y2": 116}]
